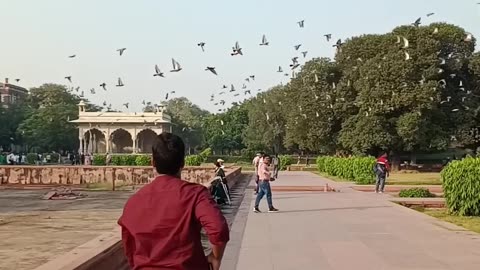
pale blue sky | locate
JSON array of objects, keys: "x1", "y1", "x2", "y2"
[{"x1": 1, "y1": 0, "x2": 479, "y2": 112}]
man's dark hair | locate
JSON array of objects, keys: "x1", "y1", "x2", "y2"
[{"x1": 152, "y1": 132, "x2": 185, "y2": 176}]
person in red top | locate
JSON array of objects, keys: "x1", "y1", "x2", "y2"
[
  {"x1": 374, "y1": 153, "x2": 390, "y2": 193},
  {"x1": 118, "y1": 132, "x2": 230, "y2": 270}
]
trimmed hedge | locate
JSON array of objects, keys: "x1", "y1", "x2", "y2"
[
  {"x1": 93, "y1": 155, "x2": 106, "y2": 166},
  {"x1": 399, "y1": 188, "x2": 434, "y2": 198},
  {"x1": 317, "y1": 156, "x2": 376, "y2": 184},
  {"x1": 92, "y1": 154, "x2": 151, "y2": 166},
  {"x1": 185, "y1": 155, "x2": 202, "y2": 166},
  {"x1": 442, "y1": 157, "x2": 480, "y2": 216},
  {"x1": 26, "y1": 153, "x2": 38, "y2": 164}
]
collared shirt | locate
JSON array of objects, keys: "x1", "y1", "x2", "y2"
[
  {"x1": 118, "y1": 175, "x2": 230, "y2": 270},
  {"x1": 257, "y1": 162, "x2": 271, "y2": 181}
]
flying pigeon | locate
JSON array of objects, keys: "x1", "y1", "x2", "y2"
[
  {"x1": 427, "y1": 12, "x2": 435, "y2": 17},
  {"x1": 154, "y1": 65, "x2": 165, "y2": 77},
  {"x1": 220, "y1": 100, "x2": 225, "y2": 105},
  {"x1": 170, "y1": 58, "x2": 182, "y2": 72},
  {"x1": 165, "y1": 93, "x2": 169, "y2": 100},
  {"x1": 117, "y1": 48, "x2": 127, "y2": 56},
  {"x1": 284, "y1": 73, "x2": 289, "y2": 77},
  {"x1": 260, "y1": 35, "x2": 269, "y2": 46},
  {"x1": 15, "y1": 79, "x2": 20, "y2": 82},
  {"x1": 266, "y1": 113, "x2": 270, "y2": 121},
  {"x1": 219, "y1": 91, "x2": 225, "y2": 95},
  {"x1": 79, "y1": 91, "x2": 84, "y2": 97},
  {"x1": 324, "y1": 34, "x2": 332, "y2": 41},
  {"x1": 103, "y1": 101, "x2": 107, "y2": 106},
  {"x1": 402, "y1": 37, "x2": 409, "y2": 48},
  {"x1": 198, "y1": 42, "x2": 206, "y2": 52},
  {"x1": 465, "y1": 32, "x2": 473, "y2": 42},
  {"x1": 65, "y1": 76, "x2": 72, "y2": 83},
  {"x1": 244, "y1": 90, "x2": 251, "y2": 95},
  {"x1": 439, "y1": 58, "x2": 446, "y2": 65},
  {"x1": 242, "y1": 84, "x2": 247, "y2": 89},
  {"x1": 100, "y1": 83, "x2": 107, "y2": 90},
  {"x1": 333, "y1": 39, "x2": 343, "y2": 48},
  {"x1": 90, "y1": 88, "x2": 96, "y2": 94},
  {"x1": 245, "y1": 78, "x2": 250, "y2": 83},
  {"x1": 277, "y1": 66, "x2": 283, "y2": 73},
  {"x1": 234, "y1": 93, "x2": 240, "y2": 97},
  {"x1": 142, "y1": 100, "x2": 146, "y2": 105},
  {"x1": 250, "y1": 75, "x2": 255, "y2": 80},
  {"x1": 412, "y1": 17, "x2": 421, "y2": 27},
  {"x1": 206, "y1": 67, "x2": 217, "y2": 75},
  {"x1": 291, "y1": 63, "x2": 300, "y2": 70},
  {"x1": 230, "y1": 84, "x2": 236, "y2": 92},
  {"x1": 116, "y1": 77, "x2": 124, "y2": 87},
  {"x1": 123, "y1": 103, "x2": 129, "y2": 109},
  {"x1": 75, "y1": 86, "x2": 80, "y2": 92},
  {"x1": 405, "y1": 51, "x2": 411, "y2": 60},
  {"x1": 294, "y1": 44, "x2": 302, "y2": 51},
  {"x1": 433, "y1": 27, "x2": 439, "y2": 34},
  {"x1": 297, "y1": 20, "x2": 305, "y2": 28},
  {"x1": 231, "y1": 41, "x2": 243, "y2": 56},
  {"x1": 68, "y1": 55, "x2": 76, "y2": 58},
  {"x1": 301, "y1": 51, "x2": 308, "y2": 58},
  {"x1": 314, "y1": 74, "x2": 319, "y2": 83}
]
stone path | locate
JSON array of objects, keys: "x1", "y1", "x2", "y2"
[{"x1": 228, "y1": 171, "x2": 480, "y2": 270}]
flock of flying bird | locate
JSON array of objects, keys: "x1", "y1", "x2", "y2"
[{"x1": 6, "y1": 7, "x2": 480, "y2": 120}]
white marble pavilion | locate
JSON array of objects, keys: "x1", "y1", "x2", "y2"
[{"x1": 70, "y1": 101, "x2": 172, "y2": 154}]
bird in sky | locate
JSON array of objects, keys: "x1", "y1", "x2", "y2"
[
  {"x1": 402, "y1": 37, "x2": 409, "y2": 48},
  {"x1": 405, "y1": 51, "x2": 411, "y2": 60},
  {"x1": 333, "y1": 39, "x2": 343, "y2": 48},
  {"x1": 324, "y1": 34, "x2": 332, "y2": 42},
  {"x1": 230, "y1": 84, "x2": 236, "y2": 92},
  {"x1": 297, "y1": 20, "x2": 304, "y2": 28},
  {"x1": 198, "y1": 42, "x2": 206, "y2": 52},
  {"x1": 15, "y1": 79, "x2": 20, "y2": 82},
  {"x1": 154, "y1": 65, "x2": 165, "y2": 77},
  {"x1": 90, "y1": 88, "x2": 95, "y2": 94},
  {"x1": 260, "y1": 34, "x2": 269, "y2": 46},
  {"x1": 245, "y1": 78, "x2": 250, "y2": 83},
  {"x1": 206, "y1": 66, "x2": 217, "y2": 75},
  {"x1": 244, "y1": 90, "x2": 251, "y2": 95},
  {"x1": 170, "y1": 58, "x2": 182, "y2": 72},
  {"x1": 231, "y1": 41, "x2": 243, "y2": 56},
  {"x1": 117, "y1": 48, "x2": 127, "y2": 56},
  {"x1": 278, "y1": 66, "x2": 283, "y2": 73},
  {"x1": 242, "y1": 84, "x2": 247, "y2": 89},
  {"x1": 250, "y1": 75, "x2": 255, "y2": 80},
  {"x1": 301, "y1": 51, "x2": 308, "y2": 58},
  {"x1": 116, "y1": 77, "x2": 124, "y2": 87},
  {"x1": 465, "y1": 32, "x2": 473, "y2": 42},
  {"x1": 412, "y1": 17, "x2": 422, "y2": 27},
  {"x1": 165, "y1": 93, "x2": 169, "y2": 100},
  {"x1": 68, "y1": 55, "x2": 76, "y2": 58},
  {"x1": 294, "y1": 44, "x2": 302, "y2": 51},
  {"x1": 222, "y1": 85, "x2": 228, "y2": 89},
  {"x1": 314, "y1": 74, "x2": 319, "y2": 83},
  {"x1": 427, "y1": 12, "x2": 435, "y2": 17},
  {"x1": 433, "y1": 27, "x2": 439, "y2": 34},
  {"x1": 65, "y1": 76, "x2": 72, "y2": 83},
  {"x1": 123, "y1": 103, "x2": 129, "y2": 109},
  {"x1": 100, "y1": 83, "x2": 107, "y2": 91}
]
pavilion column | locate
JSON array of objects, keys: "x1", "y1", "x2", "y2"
[
  {"x1": 132, "y1": 128, "x2": 137, "y2": 154},
  {"x1": 106, "y1": 130, "x2": 111, "y2": 153},
  {"x1": 79, "y1": 138, "x2": 83, "y2": 154}
]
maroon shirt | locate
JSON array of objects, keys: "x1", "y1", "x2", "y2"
[{"x1": 118, "y1": 175, "x2": 230, "y2": 270}]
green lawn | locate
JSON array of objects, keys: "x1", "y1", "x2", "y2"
[
  {"x1": 387, "y1": 172, "x2": 441, "y2": 185},
  {"x1": 421, "y1": 209, "x2": 480, "y2": 234}
]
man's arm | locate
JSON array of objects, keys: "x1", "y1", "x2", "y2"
[
  {"x1": 120, "y1": 225, "x2": 136, "y2": 267},
  {"x1": 194, "y1": 187, "x2": 229, "y2": 264}
]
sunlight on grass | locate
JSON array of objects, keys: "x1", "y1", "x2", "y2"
[
  {"x1": 387, "y1": 172, "x2": 441, "y2": 185},
  {"x1": 422, "y1": 209, "x2": 480, "y2": 234}
]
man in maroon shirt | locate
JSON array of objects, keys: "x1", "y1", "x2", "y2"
[{"x1": 118, "y1": 132, "x2": 230, "y2": 270}]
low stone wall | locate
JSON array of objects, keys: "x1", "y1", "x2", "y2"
[
  {"x1": 0, "y1": 166, "x2": 218, "y2": 187},
  {"x1": 34, "y1": 167, "x2": 242, "y2": 270}
]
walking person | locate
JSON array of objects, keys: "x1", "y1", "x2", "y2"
[
  {"x1": 211, "y1": 159, "x2": 231, "y2": 205},
  {"x1": 118, "y1": 132, "x2": 229, "y2": 270},
  {"x1": 252, "y1": 153, "x2": 262, "y2": 194},
  {"x1": 272, "y1": 154, "x2": 280, "y2": 179},
  {"x1": 374, "y1": 153, "x2": 390, "y2": 193},
  {"x1": 253, "y1": 155, "x2": 279, "y2": 213}
]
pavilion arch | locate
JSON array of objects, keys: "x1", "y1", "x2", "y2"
[
  {"x1": 111, "y1": 128, "x2": 133, "y2": 153},
  {"x1": 137, "y1": 129, "x2": 158, "y2": 153},
  {"x1": 83, "y1": 129, "x2": 106, "y2": 154}
]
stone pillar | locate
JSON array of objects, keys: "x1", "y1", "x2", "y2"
[
  {"x1": 106, "y1": 129, "x2": 111, "y2": 153},
  {"x1": 132, "y1": 128, "x2": 137, "y2": 154}
]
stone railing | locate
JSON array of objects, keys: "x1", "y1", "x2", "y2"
[
  {"x1": 34, "y1": 166, "x2": 242, "y2": 270},
  {"x1": 0, "y1": 165, "x2": 218, "y2": 187}
]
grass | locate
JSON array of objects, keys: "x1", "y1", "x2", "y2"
[
  {"x1": 387, "y1": 172, "x2": 441, "y2": 185},
  {"x1": 419, "y1": 209, "x2": 480, "y2": 234}
]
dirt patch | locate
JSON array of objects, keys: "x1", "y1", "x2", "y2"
[{"x1": 0, "y1": 190, "x2": 132, "y2": 270}]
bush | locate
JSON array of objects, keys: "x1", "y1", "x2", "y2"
[
  {"x1": 279, "y1": 155, "x2": 293, "y2": 170},
  {"x1": 185, "y1": 155, "x2": 202, "y2": 166},
  {"x1": 442, "y1": 157, "x2": 480, "y2": 216},
  {"x1": 93, "y1": 154, "x2": 106, "y2": 166},
  {"x1": 399, "y1": 188, "x2": 434, "y2": 198},
  {"x1": 26, "y1": 153, "x2": 38, "y2": 164},
  {"x1": 316, "y1": 156, "x2": 375, "y2": 184},
  {"x1": 198, "y1": 148, "x2": 212, "y2": 162},
  {"x1": 43, "y1": 153, "x2": 60, "y2": 163},
  {"x1": 135, "y1": 155, "x2": 151, "y2": 166}
]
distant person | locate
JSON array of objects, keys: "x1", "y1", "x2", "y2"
[
  {"x1": 254, "y1": 155, "x2": 279, "y2": 213},
  {"x1": 106, "y1": 152, "x2": 112, "y2": 165},
  {"x1": 374, "y1": 153, "x2": 390, "y2": 194},
  {"x1": 211, "y1": 159, "x2": 230, "y2": 205},
  {"x1": 69, "y1": 152, "x2": 75, "y2": 165},
  {"x1": 272, "y1": 154, "x2": 280, "y2": 179},
  {"x1": 297, "y1": 155, "x2": 301, "y2": 165},
  {"x1": 252, "y1": 153, "x2": 262, "y2": 194},
  {"x1": 7, "y1": 153, "x2": 15, "y2": 165},
  {"x1": 80, "y1": 153, "x2": 85, "y2": 165},
  {"x1": 118, "y1": 132, "x2": 229, "y2": 270}
]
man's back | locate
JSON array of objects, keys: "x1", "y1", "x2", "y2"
[{"x1": 118, "y1": 175, "x2": 229, "y2": 270}]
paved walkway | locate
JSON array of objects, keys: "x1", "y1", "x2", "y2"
[{"x1": 229, "y1": 172, "x2": 480, "y2": 270}]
